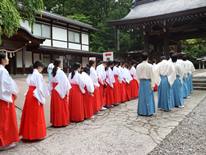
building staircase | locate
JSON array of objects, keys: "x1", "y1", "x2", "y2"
[{"x1": 193, "y1": 76, "x2": 206, "y2": 91}]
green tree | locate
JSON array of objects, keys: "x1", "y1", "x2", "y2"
[{"x1": 0, "y1": 0, "x2": 44, "y2": 44}]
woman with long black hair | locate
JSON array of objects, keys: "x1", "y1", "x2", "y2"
[
  {"x1": 0, "y1": 52, "x2": 19, "y2": 150},
  {"x1": 50, "y1": 59, "x2": 71, "y2": 127},
  {"x1": 89, "y1": 60, "x2": 101, "y2": 113},
  {"x1": 20, "y1": 61, "x2": 48, "y2": 141},
  {"x1": 68, "y1": 63, "x2": 85, "y2": 122}
]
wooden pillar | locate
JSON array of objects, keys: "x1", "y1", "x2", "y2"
[
  {"x1": 115, "y1": 28, "x2": 120, "y2": 52},
  {"x1": 22, "y1": 47, "x2": 26, "y2": 74}
]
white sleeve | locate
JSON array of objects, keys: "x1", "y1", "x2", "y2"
[
  {"x1": 33, "y1": 74, "x2": 47, "y2": 104},
  {"x1": 55, "y1": 70, "x2": 71, "y2": 98},
  {"x1": 78, "y1": 74, "x2": 86, "y2": 94},
  {"x1": 2, "y1": 70, "x2": 18, "y2": 95}
]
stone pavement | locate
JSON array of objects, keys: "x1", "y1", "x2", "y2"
[
  {"x1": 149, "y1": 95, "x2": 206, "y2": 155},
  {"x1": 1, "y1": 89, "x2": 206, "y2": 155}
]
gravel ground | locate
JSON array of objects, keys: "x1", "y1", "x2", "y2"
[{"x1": 149, "y1": 96, "x2": 206, "y2": 155}]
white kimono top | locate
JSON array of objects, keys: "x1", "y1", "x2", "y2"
[
  {"x1": 106, "y1": 67, "x2": 115, "y2": 88},
  {"x1": 51, "y1": 68, "x2": 71, "y2": 99},
  {"x1": 118, "y1": 66, "x2": 125, "y2": 83},
  {"x1": 27, "y1": 69, "x2": 48, "y2": 104},
  {"x1": 123, "y1": 68, "x2": 132, "y2": 84},
  {"x1": 90, "y1": 66, "x2": 100, "y2": 87},
  {"x1": 0, "y1": 65, "x2": 18, "y2": 103},
  {"x1": 136, "y1": 61, "x2": 155, "y2": 87},
  {"x1": 69, "y1": 71, "x2": 85, "y2": 94},
  {"x1": 156, "y1": 60, "x2": 176, "y2": 86},
  {"x1": 96, "y1": 64, "x2": 106, "y2": 85},
  {"x1": 186, "y1": 60, "x2": 195, "y2": 74},
  {"x1": 130, "y1": 66, "x2": 138, "y2": 80},
  {"x1": 81, "y1": 72, "x2": 94, "y2": 93},
  {"x1": 174, "y1": 61, "x2": 184, "y2": 83}
]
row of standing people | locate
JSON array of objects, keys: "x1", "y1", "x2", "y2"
[
  {"x1": 136, "y1": 52, "x2": 195, "y2": 116},
  {"x1": 0, "y1": 54, "x2": 139, "y2": 150}
]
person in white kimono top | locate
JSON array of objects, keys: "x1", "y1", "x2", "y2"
[
  {"x1": 50, "y1": 59, "x2": 71, "y2": 127},
  {"x1": 96, "y1": 61, "x2": 107, "y2": 110},
  {"x1": 185, "y1": 58, "x2": 195, "y2": 94},
  {"x1": 105, "y1": 61, "x2": 115, "y2": 107},
  {"x1": 136, "y1": 53, "x2": 155, "y2": 116},
  {"x1": 89, "y1": 60, "x2": 101, "y2": 113},
  {"x1": 0, "y1": 52, "x2": 19, "y2": 149},
  {"x1": 20, "y1": 61, "x2": 48, "y2": 141},
  {"x1": 68, "y1": 62, "x2": 86, "y2": 122},
  {"x1": 130, "y1": 63, "x2": 139, "y2": 98},
  {"x1": 171, "y1": 54, "x2": 185, "y2": 108},
  {"x1": 119, "y1": 63, "x2": 127, "y2": 102},
  {"x1": 156, "y1": 56, "x2": 176, "y2": 111},
  {"x1": 123, "y1": 64, "x2": 133, "y2": 101},
  {"x1": 81, "y1": 67, "x2": 95, "y2": 119},
  {"x1": 113, "y1": 61, "x2": 122, "y2": 103}
]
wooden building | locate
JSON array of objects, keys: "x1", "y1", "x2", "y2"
[
  {"x1": 110, "y1": 0, "x2": 206, "y2": 59},
  {"x1": 0, "y1": 11, "x2": 102, "y2": 74}
]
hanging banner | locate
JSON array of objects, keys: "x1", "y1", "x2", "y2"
[{"x1": 103, "y1": 51, "x2": 114, "y2": 61}]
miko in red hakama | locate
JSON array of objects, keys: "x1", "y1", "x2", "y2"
[
  {"x1": 105, "y1": 84, "x2": 115, "y2": 107},
  {"x1": 113, "y1": 75, "x2": 121, "y2": 104},
  {"x1": 125, "y1": 82, "x2": 132, "y2": 101},
  {"x1": 83, "y1": 88, "x2": 94, "y2": 119},
  {"x1": 120, "y1": 82, "x2": 127, "y2": 103},
  {"x1": 130, "y1": 78, "x2": 139, "y2": 99},
  {"x1": 99, "y1": 83, "x2": 105, "y2": 107},
  {"x1": 50, "y1": 83, "x2": 70, "y2": 127},
  {"x1": 20, "y1": 86, "x2": 46, "y2": 140},
  {"x1": 0, "y1": 97, "x2": 19, "y2": 148},
  {"x1": 93, "y1": 87, "x2": 101, "y2": 113},
  {"x1": 69, "y1": 84, "x2": 84, "y2": 122}
]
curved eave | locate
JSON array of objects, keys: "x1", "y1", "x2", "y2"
[{"x1": 109, "y1": 6, "x2": 206, "y2": 28}]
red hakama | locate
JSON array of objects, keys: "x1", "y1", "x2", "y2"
[
  {"x1": 105, "y1": 85, "x2": 115, "y2": 106},
  {"x1": 99, "y1": 83, "x2": 104, "y2": 108},
  {"x1": 130, "y1": 79, "x2": 139, "y2": 99},
  {"x1": 69, "y1": 84, "x2": 84, "y2": 122},
  {"x1": 93, "y1": 87, "x2": 101, "y2": 113},
  {"x1": 154, "y1": 84, "x2": 158, "y2": 92},
  {"x1": 120, "y1": 82, "x2": 127, "y2": 103},
  {"x1": 20, "y1": 86, "x2": 46, "y2": 140},
  {"x1": 50, "y1": 83, "x2": 70, "y2": 127},
  {"x1": 83, "y1": 88, "x2": 94, "y2": 119},
  {"x1": 113, "y1": 75, "x2": 121, "y2": 104},
  {"x1": 0, "y1": 97, "x2": 19, "y2": 147},
  {"x1": 125, "y1": 83, "x2": 132, "y2": 101}
]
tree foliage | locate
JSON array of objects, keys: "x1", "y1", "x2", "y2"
[
  {"x1": 0, "y1": 0, "x2": 44, "y2": 44},
  {"x1": 44, "y1": 0, "x2": 140, "y2": 53}
]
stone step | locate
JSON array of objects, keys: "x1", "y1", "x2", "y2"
[
  {"x1": 193, "y1": 87, "x2": 206, "y2": 91},
  {"x1": 193, "y1": 76, "x2": 206, "y2": 80},
  {"x1": 193, "y1": 83, "x2": 206, "y2": 87},
  {"x1": 193, "y1": 80, "x2": 206, "y2": 83}
]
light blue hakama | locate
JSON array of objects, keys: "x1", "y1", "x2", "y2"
[
  {"x1": 183, "y1": 77, "x2": 189, "y2": 98},
  {"x1": 172, "y1": 75, "x2": 184, "y2": 107},
  {"x1": 158, "y1": 76, "x2": 174, "y2": 111},
  {"x1": 138, "y1": 79, "x2": 155, "y2": 116},
  {"x1": 188, "y1": 73, "x2": 193, "y2": 94}
]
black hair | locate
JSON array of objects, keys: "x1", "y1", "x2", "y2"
[
  {"x1": 171, "y1": 54, "x2": 178, "y2": 63},
  {"x1": 0, "y1": 52, "x2": 6, "y2": 64},
  {"x1": 83, "y1": 66, "x2": 90, "y2": 75},
  {"x1": 29, "y1": 61, "x2": 44, "y2": 74},
  {"x1": 52, "y1": 59, "x2": 61, "y2": 77},
  {"x1": 88, "y1": 60, "x2": 95, "y2": 68},
  {"x1": 71, "y1": 62, "x2": 81, "y2": 79},
  {"x1": 142, "y1": 52, "x2": 148, "y2": 61}
]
